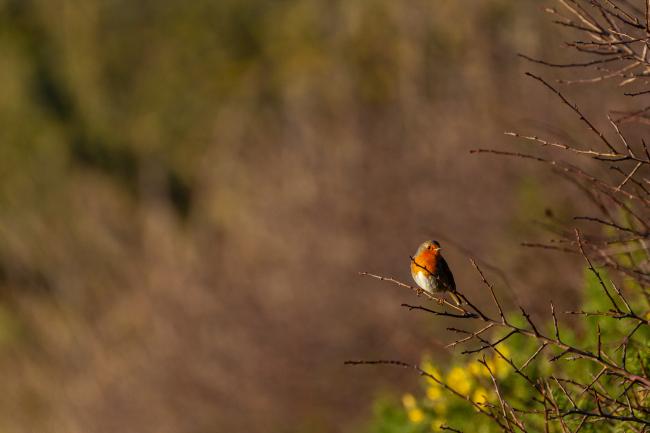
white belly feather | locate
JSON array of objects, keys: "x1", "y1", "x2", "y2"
[{"x1": 414, "y1": 271, "x2": 435, "y2": 293}]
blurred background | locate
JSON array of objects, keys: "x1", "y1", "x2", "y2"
[{"x1": 0, "y1": 0, "x2": 638, "y2": 432}]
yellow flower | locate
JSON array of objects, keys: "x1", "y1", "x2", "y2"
[
  {"x1": 468, "y1": 359, "x2": 488, "y2": 377},
  {"x1": 485, "y1": 357, "x2": 497, "y2": 376},
  {"x1": 426, "y1": 385, "x2": 442, "y2": 401},
  {"x1": 402, "y1": 393, "x2": 417, "y2": 409},
  {"x1": 408, "y1": 408, "x2": 424, "y2": 423},
  {"x1": 493, "y1": 344, "x2": 512, "y2": 378},
  {"x1": 422, "y1": 361, "x2": 442, "y2": 385},
  {"x1": 472, "y1": 387, "x2": 489, "y2": 406},
  {"x1": 431, "y1": 418, "x2": 446, "y2": 431},
  {"x1": 447, "y1": 366, "x2": 472, "y2": 395}
]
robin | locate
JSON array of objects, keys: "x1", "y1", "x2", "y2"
[{"x1": 410, "y1": 240, "x2": 461, "y2": 305}]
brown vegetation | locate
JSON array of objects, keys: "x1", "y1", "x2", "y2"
[{"x1": 0, "y1": 1, "x2": 645, "y2": 432}]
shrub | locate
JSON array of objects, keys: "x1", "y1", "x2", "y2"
[{"x1": 348, "y1": 2, "x2": 650, "y2": 432}]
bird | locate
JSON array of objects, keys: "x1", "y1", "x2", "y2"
[{"x1": 410, "y1": 240, "x2": 461, "y2": 305}]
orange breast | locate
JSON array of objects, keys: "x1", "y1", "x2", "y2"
[{"x1": 411, "y1": 249, "x2": 438, "y2": 275}]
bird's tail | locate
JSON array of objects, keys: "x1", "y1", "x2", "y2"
[{"x1": 449, "y1": 291, "x2": 462, "y2": 306}]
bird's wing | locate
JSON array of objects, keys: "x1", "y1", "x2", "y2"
[{"x1": 436, "y1": 256, "x2": 456, "y2": 291}]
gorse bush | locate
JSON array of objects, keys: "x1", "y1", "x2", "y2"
[
  {"x1": 349, "y1": 1, "x2": 650, "y2": 432},
  {"x1": 367, "y1": 269, "x2": 650, "y2": 432}
]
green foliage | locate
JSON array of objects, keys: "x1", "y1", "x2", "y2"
[{"x1": 367, "y1": 397, "x2": 411, "y2": 433}]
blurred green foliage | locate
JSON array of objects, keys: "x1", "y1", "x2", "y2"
[{"x1": 0, "y1": 0, "x2": 535, "y2": 212}]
